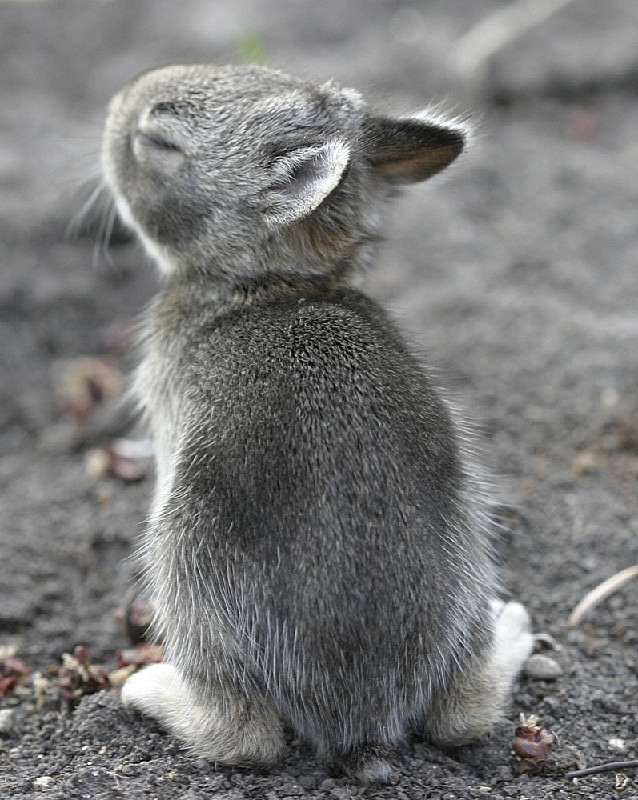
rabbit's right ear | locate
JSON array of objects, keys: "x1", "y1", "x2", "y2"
[{"x1": 364, "y1": 114, "x2": 466, "y2": 184}]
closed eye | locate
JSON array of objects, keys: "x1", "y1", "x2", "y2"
[
  {"x1": 131, "y1": 127, "x2": 187, "y2": 173},
  {"x1": 135, "y1": 131, "x2": 183, "y2": 152}
]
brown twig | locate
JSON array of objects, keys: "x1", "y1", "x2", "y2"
[
  {"x1": 568, "y1": 565, "x2": 638, "y2": 627},
  {"x1": 449, "y1": 0, "x2": 579, "y2": 98}
]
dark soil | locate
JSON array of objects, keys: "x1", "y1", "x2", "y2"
[{"x1": 1, "y1": 1, "x2": 637, "y2": 798}]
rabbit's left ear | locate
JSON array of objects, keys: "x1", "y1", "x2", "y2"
[
  {"x1": 261, "y1": 138, "x2": 351, "y2": 226},
  {"x1": 363, "y1": 114, "x2": 467, "y2": 184}
]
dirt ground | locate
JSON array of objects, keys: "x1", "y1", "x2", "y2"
[{"x1": 1, "y1": 1, "x2": 638, "y2": 798}]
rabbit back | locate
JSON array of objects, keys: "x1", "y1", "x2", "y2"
[{"x1": 140, "y1": 280, "x2": 497, "y2": 756}]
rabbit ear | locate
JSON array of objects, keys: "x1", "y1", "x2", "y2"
[
  {"x1": 262, "y1": 139, "x2": 350, "y2": 226},
  {"x1": 364, "y1": 114, "x2": 466, "y2": 184}
]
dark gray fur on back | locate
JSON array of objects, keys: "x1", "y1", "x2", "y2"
[{"x1": 140, "y1": 275, "x2": 494, "y2": 759}]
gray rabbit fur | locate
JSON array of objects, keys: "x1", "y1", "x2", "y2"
[{"x1": 103, "y1": 64, "x2": 532, "y2": 780}]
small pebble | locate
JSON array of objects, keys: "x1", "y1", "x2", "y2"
[
  {"x1": 85, "y1": 447, "x2": 110, "y2": 480},
  {"x1": 543, "y1": 695, "x2": 560, "y2": 711},
  {"x1": 533, "y1": 632, "x2": 561, "y2": 652},
  {"x1": 608, "y1": 737, "x2": 626, "y2": 753},
  {"x1": 33, "y1": 776, "x2": 54, "y2": 791},
  {"x1": 524, "y1": 653, "x2": 563, "y2": 680},
  {"x1": 571, "y1": 451, "x2": 599, "y2": 475},
  {"x1": 107, "y1": 664, "x2": 136, "y2": 688},
  {"x1": 0, "y1": 709, "x2": 14, "y2": 733}
]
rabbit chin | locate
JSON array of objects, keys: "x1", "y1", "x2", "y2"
[{"x1": 114, "y1": 192, "x2": 175, "y2": 274}]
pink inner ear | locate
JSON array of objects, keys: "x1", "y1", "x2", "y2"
[
  {"x1": 372, "y1": 142, "x2": 464, "y2": 183},
  {"x1": 264, "y1": 139, "x2": 350, "y2": 226},
  {"x1": 364, "y1": 115, "x2": 465, "y2": 185}
]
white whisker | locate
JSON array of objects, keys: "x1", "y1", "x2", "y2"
[
  {"x1": 67, "y1": 180, "x2": 106, "y2": 239},
  {"x1": 95, "y1": 197, "x2": 117, "y2": 268}
]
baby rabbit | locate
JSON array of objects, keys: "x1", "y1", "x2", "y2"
[{"x1": 103, "y1": 64, "x2": 532, "y2": 780}]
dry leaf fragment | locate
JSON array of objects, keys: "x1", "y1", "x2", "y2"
[
  {"x1": 56, "y1": 357, "x2": 124, "y2": 425},
  {"x1": 116, "y1": 643, "x2": 163, "y2": 669},
  {"x1": 104, "y1": 438, "x2": 152, "y2": 482},
  {"x1": 108, "y1": 665, "x2": 137, "y2": 688},
  {"x1": 616, "y1": 774, "x2": 631, "y2": 792},
  {"x1": 33, "y1": 672, "x2": 54, "y2": 710},
  {"x1": 55, "y1": 646, "x2": 111, "y2": 710},
  {"x1": 512, "y1": 713, "x2": 553, "y2": 773},
  {"x1": 86, "y1": 438, "x2": 153, "y2": 483},
  {"x1": 0, "y1": 655, "x2": 31, "y2": 698}
]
